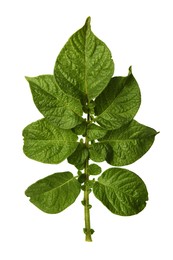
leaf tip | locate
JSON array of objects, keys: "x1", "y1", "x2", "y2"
[
  {"x1": 25, "y1": 76, "x2": 30, "y2": 82},
  {"x1": 128, "y1": 66, "x2": 132, "y2": 75},
  {"x1": 85, "y1": 16, "x2": 91, "y2": 30}
]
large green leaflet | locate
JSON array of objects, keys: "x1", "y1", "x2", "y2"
[
  {"x1": 23, "y1": 118, "x2": 78, "y2": 164},
  {"x1": 25, "y1": 172, "x2": 81, "y2": 213},
  {"x1": 93, "y1": 168, "x2": 148, "y2": 216},
  {"x1": 54, "y1": 17, "x2": 114, "y2": 102},
  {"x1": 95, "y1": 67, "x2": 141, "y2": 130},
  {"x1": 90, "y1": 120, "x2": 158, "y2": 166},
  {"x1": 26, "y1": 75, "x2": 83, "y2": 129},
  {"x1": 23, "y1": 17, "x2": 158, "y2": 240}
]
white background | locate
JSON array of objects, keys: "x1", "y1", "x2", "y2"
[{"x1": 0, "y1": 0, "x2": 172, "y2": 259}]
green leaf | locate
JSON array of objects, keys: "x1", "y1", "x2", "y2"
[
  {"x1": 25, "y1": 172, "x2": 81, "y2": 214},
  {"x1": 95, "y1": 67, "x2": 141, "y2": 130},
  {"x1": 87, "y1": 124, "x2": 107, "y2": 141},
  {"x1": 89, "y1": 143, "x2": 107, "y2": 162},
  {"x1": 88, "y1": 164, "x2": 102, "y2": 175},
  {"x1": 25, "y1": 75, "x2": 83, "y2": 129},
  {"x1": 93, "y1": 168, "x2": 148, "y2": 216},
  {"x1": 99, "y1": 120, "x2": 158, "y2": 166},
  {"x1": 68, "y1": 143, "x2": 89, "y2": 169},
  {"x1": 72, "y1": 121, "x2": 87, "y2": 136},
  {"x1": 54, "y1": 17, "x2": 114, "y2": 102},
  {"x1": 23, "y1": 118, "x2": 78, "y2": 164},
  {"x1": 78, "y1": 174, "x2": 87, "y2": 183}
]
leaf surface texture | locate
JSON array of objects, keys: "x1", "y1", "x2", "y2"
[
  {"x1": 54, "y1": 17, "x2": 114, "y2": 102},
  {"x1": 23, "y1": 119, "x2": 78, "y2": 164},
  {"x1": 96, "y1": 120, "x2": 157, "y2": 166},
  {"x1": 95, "y1": 67, "x2": 141, "y2": 130},
  {"x1": 93, "y1": 168, "x2": 148, "y2": 216},
  {"x1": 26, "y1": 75, "x2": 83, "y2": 129},
  {"x1": 25, "y1": 172, "x2": 81, "y2": 213}
]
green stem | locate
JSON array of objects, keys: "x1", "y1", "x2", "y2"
[{"x1": 84, "y1": 112, "x2": 92, "y2": 242}]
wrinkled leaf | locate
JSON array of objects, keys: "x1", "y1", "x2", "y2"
[
  {"x1": 72, "y1": 121, "x2": 87, "y2": 136},
  {"x1": 23, "y1": 119, "x2": 78, "y2": 164},
  {"x1": 78, "y1": 174, "x2": 87, "y2": 183},
  {"x1": 25, "y1": 75, "x2": 83, "y2": 129},
  {"x1": 99, "y1": 120, "x2": 158, "y2": 166},
  {"x1": 87, "y1": 123, "x2": 107, "y2": 140},
  {"x1": 54, "y1": 17, "x2": 114, "y2": 102},
  {"x1": 88, "y1": 164, "x2": 102, "y2": 175},
  {"x1": 95, "y1": 67, "x2": 141, "y2": 130},
  {"x1": 89, "y1": 143, "x2": 108, "y2": 162},
  {"x1": 93, "y1": 167, "x2": 148, "y2": 216},
  {"x1": 25, "y1": 172, "x2": 81, "y2": 213},
  {"x1": 68, "y1": 143, "x2": 89, "y2": 169}
]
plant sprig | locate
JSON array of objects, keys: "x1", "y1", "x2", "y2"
[{"x1": 23, "y1": 17, "x2": 158, "y2": 242}]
